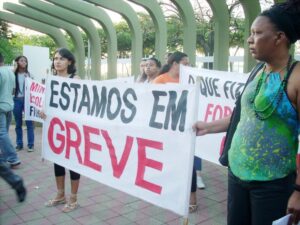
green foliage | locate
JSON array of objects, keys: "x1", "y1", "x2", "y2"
[
  {"x1": 115, "y1": 21, "x2": 131, "y2": 57},
  {"x1": 0, "y1": 20, "x2": 13, "y2": 39},
  {"x1": 166, "y1": 16, "x2": 183, "y2": 52},
  {"x1": 196, "y1": 18, "x2": 214, "y2": 56},
  {"x1": 81, "y1": 32, "x2": 88, "y2": 57},
  {"x1": 65, "y1": 34, "x2": 75, "y2": 53},
  {"x1": 160, "y1": 0, "x2": 245, "y2": 56},
  {"x1": 4, "y1": 3, "x2": 246, "y2": 60},
  {"x1": 9, "y1": 33, "x2": 56, "y2": 56},
  {"x1": 0, "y1": 38, "x2": 17, "y2": 64},
  {"x1": 137, "y1": 13, "x2": 155, "y2": 57},
  {"x1": 1, "y1": 32, "x2": 57, "y2": 64},
  {"x1": 80, "y1": 29, "x2": 107, "y2": 58},
  {"x1": 229, "y1": 18, "x2": 245, "y2": 47},
  {"x1": 98, "y1": 28, "x2": 108, "y2": 56},
  {"x1": 0, "y1": 20, "x2": 16, "y2": 64}
]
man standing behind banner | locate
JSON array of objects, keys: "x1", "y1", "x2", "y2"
[{"x1": 0, "y1": 53, "x2": 21, "y2": 168}]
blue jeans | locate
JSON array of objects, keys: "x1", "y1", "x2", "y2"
[
  {"x1": 0, "y1": 111, "x2": 20, "y2": 164},
  {"x1": 0, "y1": 159, "x2": 23, "y2": 188},
  {"x1": 194, "y1": 156, "x2": 202, "y2": 171},
  {"x1": 13, "y1": 97, "x2": 34, "y2": 148},
  {"x1": 191, "y1": 164, "x2": 196, "y2": 192}
]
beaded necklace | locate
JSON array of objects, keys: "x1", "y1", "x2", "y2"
[{"x1": 250, "y1": 56, "x2": 292, "y2": 120}]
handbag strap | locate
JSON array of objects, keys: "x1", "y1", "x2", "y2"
[
  {"x1": 284, "y1": 61, "x2": 298, "y2": 92},
  {"x1": 243, "y1": 63, "x2": 264, "y2": 94},
  {"x1": 234, "y1": 62, "x2": 264, "y2": 107}
]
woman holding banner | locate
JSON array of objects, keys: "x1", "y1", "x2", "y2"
[
  {"x1": 136, "y1": 58, "x2": 147, "y2": 83},
  {"x1": 153, "y1": 51, "x2": 203, "y2": 213},
  {"x1": 13, "y1": 55, "x2": 35, "y2": 152},
  {"x1": 153, "y1": 51, "x2": 189, "y2": 84},
  {"x1": 43, "y1": 48, "x2": 81, "y2": 213},
  {"x1": 193, "y1": 1, "x2": 300, "y2": 224},
  {"x1": 144, "y1": 57, "x2": 161, "y2": 83}
]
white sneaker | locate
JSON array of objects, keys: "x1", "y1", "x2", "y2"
[
  {"x1": 197, "y1": 176, "x2": 205, "y2": 189},
  {"x1": 27, "y1": 146, "x2": 34, "y2": 152}
]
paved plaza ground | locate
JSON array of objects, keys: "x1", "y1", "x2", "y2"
[{"x1": 0, "y1": 126, "x2": 228, "y2": 225}]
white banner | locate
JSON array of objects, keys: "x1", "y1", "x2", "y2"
[
  {"x1": 100, "y1": 76, "x2": 135, "y2": 83},
  {"x1": 180, "y1": 65, "x2": 248, "y2": 164},
  {"x1": 42, "y1": 76, "x2": 198, "y2": 216},
  {"x1": 24, "y1": 77, "x2": 45, "y2": 123}
]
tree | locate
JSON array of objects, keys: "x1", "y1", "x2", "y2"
[
  {"x1": 95, "y1": 13, "x2": 156, "y2": 58},
  {"x1": 0, "y1": 20, "x2": 13, "y2": 39},
  {"x1": 166, "y1": 16, "x2": 184, "y2": 52},
  {"x1": 158, "y1": 1, "x2": 184, "y2": 52},
  {"x1": 229, "y1": 17, "x2": 245, "y2": 55},
  {"x1": 159, "y1": 0, "x2": 245, "y2": 57},
  {"x1": 0, "y1": 20, "x2": 16, "y2": 64},
  {"x1": 196, "y1": 19, "x2": 214, "y2": 56},
  {"x1": 0, "y1": 38, "x2": 16, "y2": 64},
  {"x1": 137, "y1": 13, "x2": 156, "y2": 57},
  {"x1": 98, "y1": 28, "x2": 108, "y2": 57},
  {"x1": 115, "y1": 20, "x2": 131, "y2": 57},
  {"x1": 9, "y1": 33, "x2": 56, "y2": 55},
  {"x1": 159, "y1": 0, "x2": 214, "y2": 56},
  {"x1": 227, "y1": 0, "x2": 245, "y2": 56}
]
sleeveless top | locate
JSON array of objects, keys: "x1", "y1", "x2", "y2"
[{"x1": 229, "y1": 69, "x2": 299, "y2": 181}]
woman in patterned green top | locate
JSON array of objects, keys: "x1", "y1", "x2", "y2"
[{"x1": 193, "y1": 1, "x2": 300, "y2": 224}]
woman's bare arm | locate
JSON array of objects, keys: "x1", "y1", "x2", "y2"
[{"x1": 192, "y1": 116, "x2": 231, "y2": 136}]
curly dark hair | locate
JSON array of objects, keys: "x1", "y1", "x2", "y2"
[{"x1": 260, "y1": 0, "x2": 300, "y2": 45}]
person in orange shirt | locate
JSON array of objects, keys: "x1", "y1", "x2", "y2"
[
  {"x1": 152, "y1": 51, "x2": 189, "y2": 84},
  {"x1": 152, "y1": 51, "x2": 202, "y2": 213}
]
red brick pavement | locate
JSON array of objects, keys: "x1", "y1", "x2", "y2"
[{"x1": 0, "y1": 126, "x2": 227, "y2": 225}]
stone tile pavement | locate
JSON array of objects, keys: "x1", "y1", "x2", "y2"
[{"x1": 0, "y1": 126, "x2": 228, "y2": 225}]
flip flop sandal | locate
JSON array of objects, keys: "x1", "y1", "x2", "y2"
[
  {"x1": 189, "y1": 204, "x2": 198, "y2": 213},
  {"x1": 62, "y1": 201, "x2": 79, "y2": 213},
  {"x1": 45, "y1": 198, "x2": 66, "y2": 207}
]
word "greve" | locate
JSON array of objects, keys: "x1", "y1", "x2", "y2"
[{"x1": 48, "y1": 117, "x2": 163, "y2": 194}]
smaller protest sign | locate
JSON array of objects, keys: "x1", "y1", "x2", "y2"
[{"x1": 24, "y1": 77, "x2": 45, "y2": 123}]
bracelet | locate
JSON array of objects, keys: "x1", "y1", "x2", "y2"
[{"x1": 294, "y1": 184, "x2": 300, "y2": 192}]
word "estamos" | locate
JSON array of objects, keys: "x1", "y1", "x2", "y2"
[
  {"x1": 49, "y1": 80, "x2": 189, "y2": 132},
  {"x1": 50, "y1": 80, "x2": 137, "y2": 124}
]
